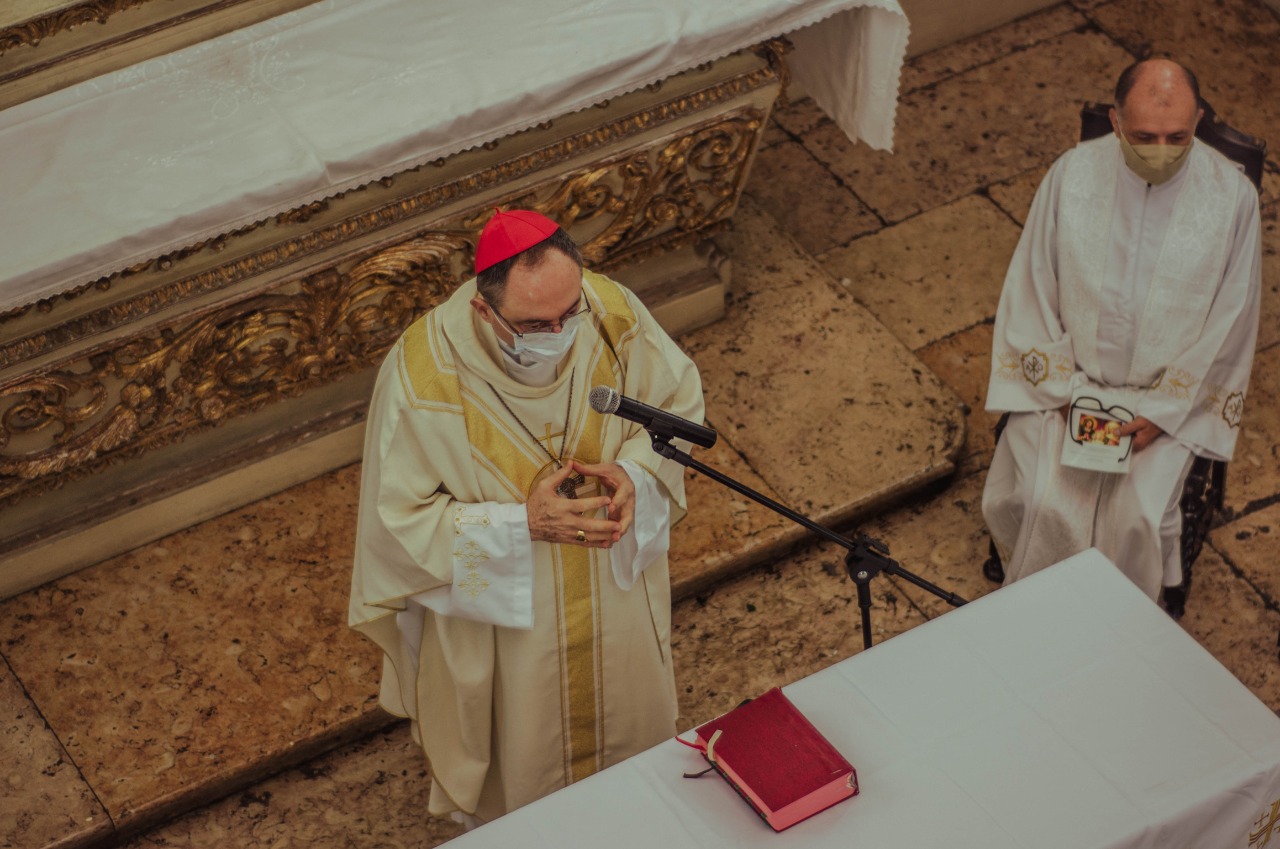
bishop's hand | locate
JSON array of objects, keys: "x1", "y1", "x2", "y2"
[
  {"x1": 527, "y1": 463, "x2": 619, "y2": 547},
  {"x1": 571, "y1": 460, "x2": 635, "y2": 543}
]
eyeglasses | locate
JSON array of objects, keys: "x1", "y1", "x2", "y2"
[{"x1": 489, "y1": 290, "x2": 591, "y2": 337}]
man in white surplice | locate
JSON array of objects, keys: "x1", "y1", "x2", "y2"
[
  {"x1": 348, "y1": 209, "x2": 704, "y2": 825},
  {"x1": 981, "y1": 58, "x2": 1261, "y2": 602}
]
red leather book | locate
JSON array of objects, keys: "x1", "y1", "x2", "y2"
[{"x1": 692, "y1": 687, "x2": 858, "y2": 831}]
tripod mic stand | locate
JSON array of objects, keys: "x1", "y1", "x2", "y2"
[{"x1": 648, "y1": 433, "x2": 966, "y2": 649}]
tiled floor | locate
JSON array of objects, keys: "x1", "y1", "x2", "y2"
[{"x1": 4, "y1": 0, "x2": 1280, "y2": 846}]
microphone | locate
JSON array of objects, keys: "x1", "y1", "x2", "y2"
[{"x1": 589, "y1": 386, "x2": 717, "y2": 449}]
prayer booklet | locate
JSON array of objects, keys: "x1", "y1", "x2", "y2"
[
  {"x1": 1060, "y1": 386, "x2": 1135, "y2": 474},
  {"x1": 692, "y1": 687, "x2": 858, "y2": 831}
]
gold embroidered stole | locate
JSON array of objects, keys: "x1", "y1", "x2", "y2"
[
  {"x1": 553, "y1": 273, "x2": 635, "y2": 782},
  {"x1": 400, "y1": 273, "x2": 639, "y2": 784}
]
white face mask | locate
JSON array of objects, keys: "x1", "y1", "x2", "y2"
[{"x1": 511, "y1": 322, "x2": 577, "y2": 364}]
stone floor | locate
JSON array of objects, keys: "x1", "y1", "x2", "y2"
[{"x1": 5, "y1": 0, "x2": 1280, "y2": 847}]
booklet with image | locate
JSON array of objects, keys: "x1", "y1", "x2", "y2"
[{"x1": 1060, "y1": 388, "x2": 1135, "y2": 474}]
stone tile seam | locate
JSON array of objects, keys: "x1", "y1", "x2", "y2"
[{"x1": 0, "y1": 649, "x2": 118, "y2": 840}]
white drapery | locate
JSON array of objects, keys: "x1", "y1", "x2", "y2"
[
  {"x1": 443, "y1": 550, "x2": 1280, "y2": 848},
  {"x1": 0, "y1": 0, "x2": 908, "y2": 313}
]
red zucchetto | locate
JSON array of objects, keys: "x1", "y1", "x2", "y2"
[{"x1": 474, "y1": 209, "x2": 559, "y2": 274}]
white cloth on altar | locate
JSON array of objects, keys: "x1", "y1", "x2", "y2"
[
  {"x1": 982, "y1": 136, "x2": 1262, "y2": 597},
  {"x1": 0, "y1": 0, "x2": 908, "y2": 313},
  {"x1": 441, "y1": 550, "x2": 1280, "y2": 849}
]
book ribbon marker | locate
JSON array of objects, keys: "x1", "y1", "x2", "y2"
[{"x1": 677, "y1": 729, "x2": 723, "y2": 779}]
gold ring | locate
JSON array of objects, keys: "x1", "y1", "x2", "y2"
[{"x1": 576, "y1": 530, "x2": 587, "y2": 542}]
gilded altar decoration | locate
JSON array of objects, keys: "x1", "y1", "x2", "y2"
[
  {"x1": 0, "y1": 234, "x2": 470, "y2": 506},
  {"x1": 0, "y1": 105, "x2": 767, "y2": 509},
  {"x1": 0, "y1": 1, "x2": 149, "y2": 53},
  {"x1": 555, "y1": 111, "x2": 762, "y2": 268},
  {"x1": 0, "y1": 65, "x2": 777, "y2": 361},
  {"x1": 750, "y1": 38, "x2": 792, "y2": 108}
]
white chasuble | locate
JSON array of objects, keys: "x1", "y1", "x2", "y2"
[
  {"x1": 349, "y1": 271, "x2": 704, "y2": 820},
  {"x1": 983, "y1": 136, "x2": 1261, "y2": 597}
]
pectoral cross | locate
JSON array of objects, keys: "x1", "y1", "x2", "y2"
[
  {"x1": 543, "y1": 422, "x2": 584, "y2": 498},
  {"x1": 541, "y1": 422, "x2": 565, "y2": 456},
  {"x1": 557, "y1": 469, "x2": 586, "y2": 499}
]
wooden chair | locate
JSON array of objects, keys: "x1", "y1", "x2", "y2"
[{"x1": 983, "y1": 100, "x2": 1266, "y2": 619}]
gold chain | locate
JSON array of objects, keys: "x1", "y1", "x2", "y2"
[{"x1": 490, "y1": 368, "x2": 582, "y2": 498}]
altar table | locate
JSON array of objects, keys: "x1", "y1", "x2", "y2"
[
  {"x1": 450, "y1": 550, "x2": 1280, "y2": 849},
  {"x1": 0, "y1": 0, "x2": 907, "y2": 309},
  {"x1": 0, "y1": 0, "x2": 908, "y2": 598}
]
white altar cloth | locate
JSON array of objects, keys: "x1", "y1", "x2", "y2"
[
  {"x1": 448, "y1": 550, "x2": 1280, "y2": 848},
  {"x1": 0, "y1": 0, "x2": 907, "y2": 314}
]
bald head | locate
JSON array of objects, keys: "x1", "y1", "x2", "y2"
[
  {"x1": 1115, "y1": 59, "x2": 1200, "y2": 112},
  {"x1": 1110, "y1": 59, "x2": 1202, "y2": 147}
]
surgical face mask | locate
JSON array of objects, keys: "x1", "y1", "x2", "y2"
[
  {"x1": 1117, "y1": 131, "x2": 1192, "y2": 186},
  {"x1": 511, "y1": 322, "x2": 577, "y2": 364}
]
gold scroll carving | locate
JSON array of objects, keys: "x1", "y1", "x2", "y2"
[
  {"x1": 0, "y1": 234, "x2": 468, "y2": 505},
  {"x1": 0, "y1": 108, "x2": 763, "y2": 507},
  {"x1": 0, "y1": 1, "x2": 151, "y2": 53}
]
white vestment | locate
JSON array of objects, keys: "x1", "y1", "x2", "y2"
[
  {"x1": 348, "y1": 271, "x2": 705, "y2": 821},
  {"x1": 982, "y1": 136, "x2": 1261, "y2": 599}
]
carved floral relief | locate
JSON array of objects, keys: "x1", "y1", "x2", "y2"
[{"x1": 0, "y1": 107, "x2": 766, "y2": 507}]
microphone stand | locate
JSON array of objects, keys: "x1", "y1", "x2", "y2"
[{"x1": 648, "y1": 432, "x2": 966, "y2": 650}]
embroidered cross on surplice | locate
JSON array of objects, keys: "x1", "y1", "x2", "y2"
[{"x1": 454, "y1": 539, "x2": 491, "y2": 599}]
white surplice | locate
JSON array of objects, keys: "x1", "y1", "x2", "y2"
[{"x1": 982, "y1": 135, "x2": 1261, "y2": 599}]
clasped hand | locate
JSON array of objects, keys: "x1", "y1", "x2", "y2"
[
  {"x1": 1115, "y1": 416, "x2": 1163, "y2": 452},
  {"x1": 527, "y1": 460, "x2": 636, "y2": 548}
]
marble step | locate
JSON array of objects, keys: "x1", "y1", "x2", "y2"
[{"x1": 1, "y1": 198, "x2": 966, "y2": 849}]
